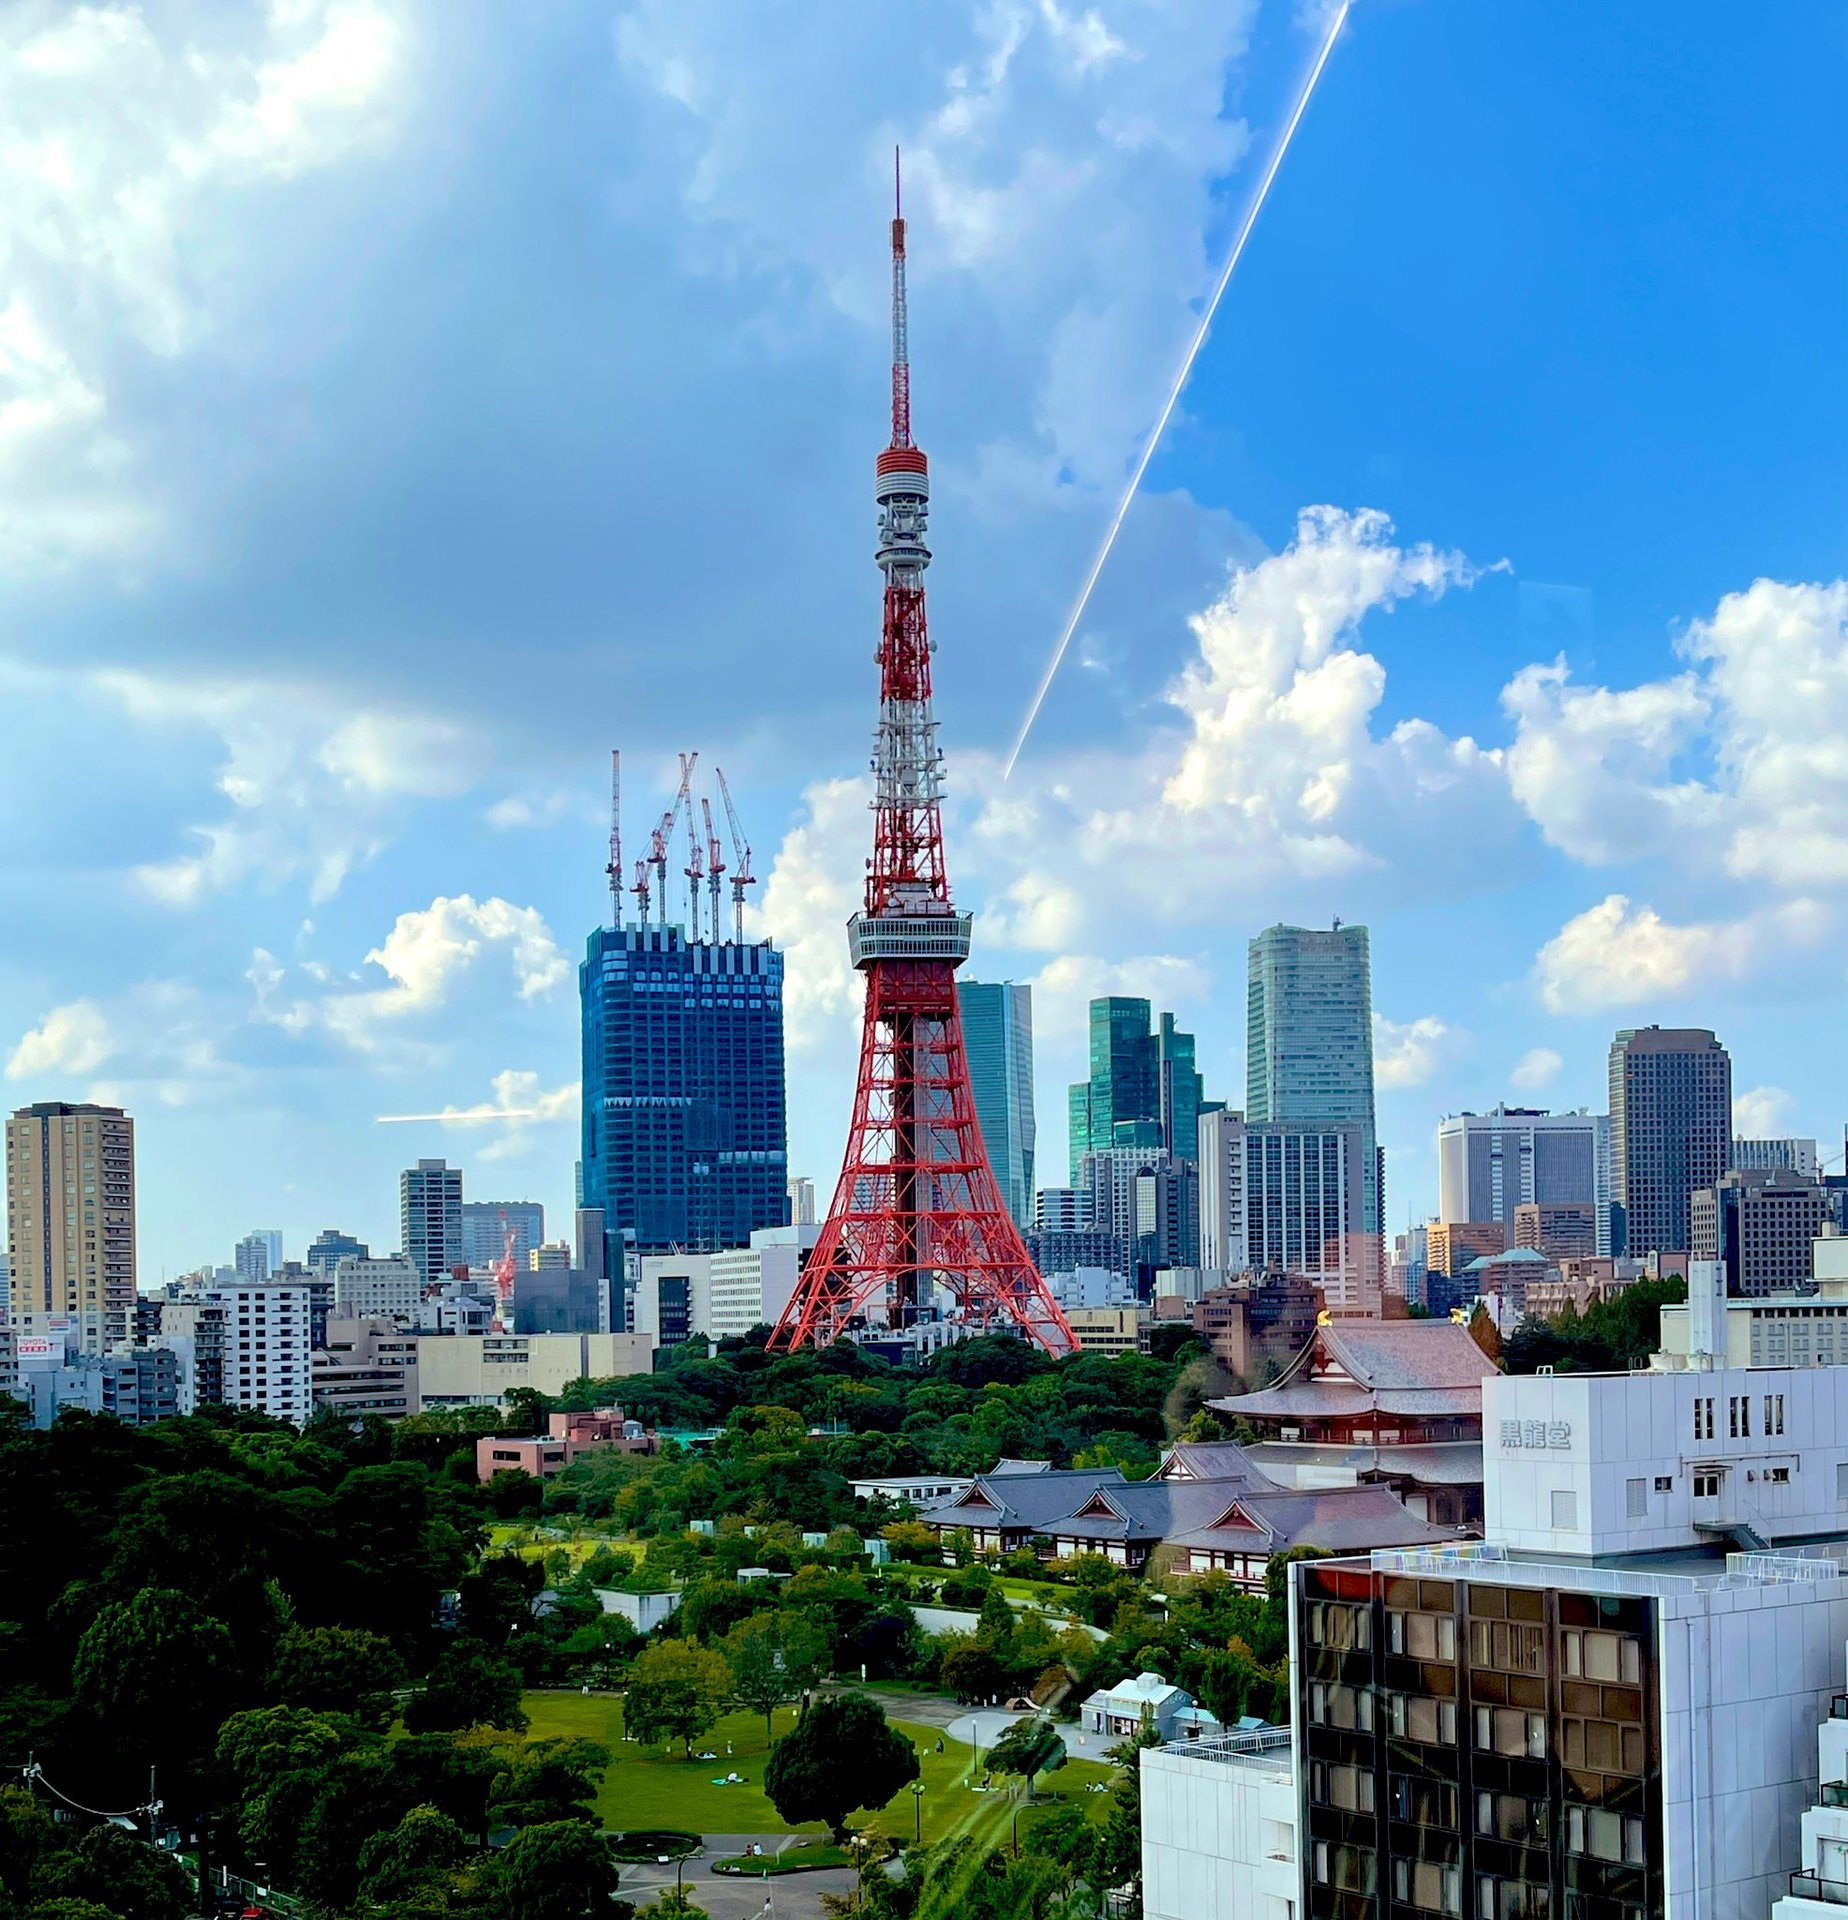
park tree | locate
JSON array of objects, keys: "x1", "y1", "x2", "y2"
[
  {"x1": 987, "y1": 1716, "x2": 1067, "y2": 1801},
  {"x1": 487, "y1": 1737, "x2": 611, "y2": 1828},
  {"x1": 622, "y1": 1639, "x2": 732, "y2": 1757},
  {"x1": 725, "y1": 1609, "x2": 830, "y2": 1737},
  {"x1": 269, "y1": 1622, "x2": 405, "y2": 1729},
  {"x1": 71, "y1": 1589, "x2": 240, "y2": 1797},
  {"x1": 763, "y1": 1693, "x2": 918, "y2": 1842},
  {"x1": 476, "y1": 1818, "x2": 620, "y2": 1920},
  {"x1": 355, "y1": 1804, "x2": 470, "y2": 1914},
  {"x1": 940, "y1": 1643, "x2": 1011, "y2": 1704},
  {"x1": 404, "y1": 1637, "x2": 528, "y2": 1734},
  {"x1": 879, "y1": 1520, "x2": 938, "y2": 1563}
]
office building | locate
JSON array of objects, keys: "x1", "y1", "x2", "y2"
[
  {"x1": 413, "y1": 1330, "x2": 653, "y2": 1408},
  {"x1": 957, "y1": 980, "x2": 1036, "y2": 1230},
  {"x1": 1391, "y1": 1223, "x2": 1430, "y2": 1308},
  {"x1": 5, "y1": 1102, "x2": 136, "y2": 1354},
  {"x1": 1735, "y1": 1137, "x2": 1821, "y2": 1180},
  {"x1": 511, "y1": 1265, "x2": 604, "y2": 1335},
  {"x1": 233, "y1": 1230, "x2": 280, "y2": 1281},
  {"x1": 460, "y1": 1200, "x2": 544, "y2": 1273},
  {"x1": 788, "y1": 1177, "x2": 816, "y2": 1227},
  {"x1": 1036, "y1": 1188, "x2": 1091, "y2": 1232},
  {"x1": 154, "y1": 1294, "x2": 226, "y2": 1411},
  {"x1": 1655, "y1": 1243, "x2": 1848, "y2": 1371},
  {"x1": 1190, "y1": 1270, "x2": 1322, "y2": 1382},
  {"x1": 1199, "y1": 1110, "x2": 1376, "y2": 1316},
  {"x1": 528, "y1": 1240, "x2": 572, "y2": 1272},
  {"x1": 401, "y1": 1159, "x2": 464, "y2": 1288},
  {"x1": 333, "y1": 1255, "x2": 422, "y2": 1324},
  {"x1": 579, "y1": 922, "x2": 788, "y2": 1266},
  {"x1": 1437, "y1": 1106, "x2": 1612, "y2": 1256},
  {"x1": 10, "y1": 1324, "x2": 181, "y2": 1428},
  {"x1": 1692, "y1": 1169, "x2": 1830, "y2": 1297},
  {"x1": 1063, "y1": 1305, "x2": 1143, "y2": 1354},
  {"x1": 630, "y1": 1253, "x2": 711, "y2": 1344},
  {"x1": 0, "y1": 1312, "x2": 16, "y2": 1410},
  {"x1": 1080, "y1": 1146, "x2": 1199, "y2": 1283},
  {"x1": 305, "y1": 1228, "x2": 368, "y2": 1277},
  {"x1": 1028, "y1": 1224, "x2": 1128, "y2": 1279},
  {"x1": 1608, "y1": 1025, "x2": 1732, "y2": 1257},
  {"x1": 1512, "y1": 1200, "x2": 1597, "y2": 1263},
  {"x1": 1247, "y1": 924, "x2": 1380, "y2": 1240},
  {"x1": 312, "y1": 1310, "x2": 418, "y2": 1421},
  {"x1": 1068, "y1": 999, "x2": 1206, "y2": 1182},
  {"x1": 1427, "y1": 1218, "x2": 1507, "y2": 1280},
  {"x1": 708, "y1": 1224, "x2": 816, "y2": 1340}
]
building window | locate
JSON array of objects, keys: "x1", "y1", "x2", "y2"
[
  {"x1": 1309, "y1": 1760, "x2": 1374, "y2": 1812},
  {"x1": 1386, "y1": 1694, "x2": 1458, "y2": 1745},
  {"x1": 1565, "y1": 1806, "x2": 1645, "y2": 1865},
  {"x1": 1693, "y1": 1471, "x2": 1722, "y2": 1500},
  {"x1": 1476, "y1": 1791, "x2": 1549, "y2": 1845},
  {"x1": 1391, "y1": 1859, "x2": 1461, "y2": 1916},
  {"x1": 1654, "y1": 1475, "x2": 1673, "y2": 1492},
  {"x1": 1308, "y1": 1682, "x2": 1372, "y2": 1732},
  {"x1": 1467, "y1": 1620, "x2": 1544, "y2": 1674},
  {"x1": 1311, "y1": 1843, "x2": 1375, "y2": 1895},
  {"x1": 1625, "y1": 1478, "x2": 1646, "y2": 1518},
  {"x1": 1473, "y1": 1706, "x2": 1546, "y2": 1759},
  {"x1": 1550, "y1": 1489, "x2": 1578, "y2": 1529},
  {"x1": 1766, "y1": 1466, "x2": 1791, "y2": 1484},
  {"x1": 1765, "y1": 1393, "x2": 1786, "y2": 1436},
  {"x1": 1728, "y1": 1396, "x2": 1751, "y2": 1439},
  {"x1": 1388, "y1": 1610, "x2": 1457, "y2": 1660},
  {"x1": 1694, "y1": 1397, "x2": 1715, "y2": 1442}
]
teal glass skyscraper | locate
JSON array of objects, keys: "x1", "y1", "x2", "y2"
[
  {"x1": 1068, "y1": 998, "x2": 1205, "y2": 1182},
  {"x1": 957, "y1": 980, "x2": 1036, "y2": 1231},
  {"x1": 1246, "y1": 923, "x2": 1381, "y2": 1236}
]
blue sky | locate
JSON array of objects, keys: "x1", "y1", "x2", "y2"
[{"x1": 2, "y1": 0, "x2": 1844, "y2": 1276}]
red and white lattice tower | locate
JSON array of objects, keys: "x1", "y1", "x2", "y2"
[{"x1": 770, "y1": 163, "x2": 1077, "y2": 1357}]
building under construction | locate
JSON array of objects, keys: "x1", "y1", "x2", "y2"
[{"x1": 579, "y1": 752, "x2": 788, "y2": 1281}]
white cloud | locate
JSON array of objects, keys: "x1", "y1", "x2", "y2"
[
  {"x1": 1532, "y1": 893, "x2": 1828, "y2": 1014},
  {"x1": 756, "y1": 776, "x2": 869, "y2": 1051},
  {"x1": 0, "y1": 0, "x2": 409, "y2": 566},
  {"x1": 1508, "y1": 1046, "x2": 1563, "y2": 1094},
  {"x1": 1373, "y1": 1013, "x2": 1456, "y2": 1091},
  {"x1": 85, "y1": 670, "x2": 485, "y2": 905},
  {"x1": 1026, "y1": 952, "x2": 1212, "y2": 1052},
  {"x1": 1733, "y1": 1085, "x2": 1792, "y2": 1140},
  {"x1": 6, "y1": 999, "x2": 112, "y2": 1079},
  {"x1": 256, "y1": 896, "x2": 569, "y2": 1053}
]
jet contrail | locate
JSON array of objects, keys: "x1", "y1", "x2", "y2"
[
  {"x1": 375, "y1": 1106, "x2": 540, "y2": 1124},
  {"x1": 1004, "y1": 0, "x2": 1352, "y2": 779}
]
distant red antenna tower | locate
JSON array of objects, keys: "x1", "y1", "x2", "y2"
[{"x1": 770, "y1": 157, "x2": 1076, "y2": 1357}]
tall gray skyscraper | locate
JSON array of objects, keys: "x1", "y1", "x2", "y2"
[
  {"x1": 1607, "y1": 1026, "x2": 1732, "y2": 1257},
  {"x1": 958, "y1": 980, "x2": 1036, "y2": 1231},
  {"x1": 1246, "y1": 924, "x2": 1380, "y2": 1237},
  {"x1": 400, "y1": 1158, "x2": 464, "y2": 1288}
]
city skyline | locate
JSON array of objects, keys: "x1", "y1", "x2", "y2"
[{"x1": 0, "y1": 4, "x2": 1840, "y2": 1274}]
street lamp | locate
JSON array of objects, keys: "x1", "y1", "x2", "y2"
[{"x1": 909, "y1": 1780, "x2": 925, "y2": 1845}]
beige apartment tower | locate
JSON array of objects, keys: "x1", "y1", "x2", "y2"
[{"x1": 5, "y1": 1102, "x2": 136, "y2": 1352}]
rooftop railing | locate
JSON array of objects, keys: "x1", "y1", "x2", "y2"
[{"x1": 1158, "y1": 1727, "x2": 1291, "y2": 1770}]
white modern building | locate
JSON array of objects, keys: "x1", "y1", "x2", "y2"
[
  {"x1": 1738, "y1": 1137, "x2": 1823, "y2": 1180},
  {"x1": 203, "y1": 1276, "x2": 313, "y2": 1424},
  {"x1": 413, "y1": 1330, "x2": 653, "y2": 1407},
  {"x1": 333, "y1": 1255, "x2": 423, "y2": 1325},
  {"x1": 709, "y1": 1224, "x2": 816, "y2": 1339},
  {"x1": 631, "y1": 1252, "x2": 712, "y2": 1343},
  {"x1": 1656, "y1": 1243, "x2": 1848, "y2": 1372},
  {"x1": 1143, "y1": 1729, "x2": 1296, "y2": 1920}
]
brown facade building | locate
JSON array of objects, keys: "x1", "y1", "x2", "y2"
[
  {"x1": 1192, "y1": 1270, "x2": 1322, "y2": 1383},
  {"x1": 1427, "y1": 1220, "x2": 1506, "y2": 1278},
  {"x1": 1512, "y1": 1201, "x2": 1598, "y2": 1264},
  {"x1": 5, "y1": 1102, "x2": 136, "y2": 1354}
]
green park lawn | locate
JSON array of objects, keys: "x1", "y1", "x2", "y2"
[{"x1": 522, "y1": 1692, "x2": 1117, "y2": 1850}]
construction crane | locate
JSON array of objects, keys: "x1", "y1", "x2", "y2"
[
  {"x1": 630, "y1": 854, "x2": 651, "y2": 925},
  {"x1": 683, "y1": 766, "x2": 704, "y2": 942},
  {"x1": 492, "y1": 1213, "x2": 518, "y2": 1333},
  {"x1": 605, "y1": 749, "x2": 623, "y2": 929},
  {"x1": 715, "y1": 766, "x2": 755, "y2": 943},
  {"x1": 652, "y1": 751, "x2": 698, "y2": 929},
  {"x1": 701, "y1": 796, "x2": 725, "y2": 942}
]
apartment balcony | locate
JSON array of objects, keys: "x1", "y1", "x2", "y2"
[{"x1": 1788, "y1": 1871, "x2": 1848, "y2": 1906}]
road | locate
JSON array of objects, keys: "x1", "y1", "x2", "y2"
[{"x1": 617, "y1": 1843, "x2": 859, "y2": 1920}]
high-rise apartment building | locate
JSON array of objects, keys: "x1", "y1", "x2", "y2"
[
  {"x1": 579, "y1": 923, "x2": 788, "y2": 1266},
  {"x1": 200, "y1": 1276, "x2": 312, "y2": 1425},
  {"x1": 1199, "y1": 1109, "x2": 1377, "y2": 1315},
  {"x1": 957, "y1": 980, "x2": 1036, "y2": 1231},
  {"x1": 401, "y1": 1159, "x2": 464, "y2": 1288},
  {"x1": 1068, "y1": 999, "x2": 1205, "y2": 1183},
  {"x1": 1513, "y1": 1201, "x2": 1598, "y2": 1264},
  {"x1": 1436, "y1": 1107, "x2": 1612, "y2": 1255},
  {"x1": 460, "y1": 1200, "x2": 544, "y2": 1272},
  {"x1": 788, "y1": 1177, "x2": 816, "y2": 1227},
  {"x1": 1078, "y1": 1146, "x2": 1199, "y2": 1282},
  {"x1": 5, "y1": 1102, "x2": 136, "y2": 1353},
  {"x1": 333, "y1": 1254, "x2": 423, "y2": 1324},
  {"x1": 1608, "y1": 1026, "x2": 1732, "y2": 1256},
  {"x1": 305, "y1": 1228, "x2": 369, "y2": 1277},
  {"x1": 1247, "y1": 925, "x2": 1381, "y2": 1240}
]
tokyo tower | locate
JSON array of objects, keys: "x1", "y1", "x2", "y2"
[{"x1": 770, "y1": 163, "x2": 1077, "y2": 1358}]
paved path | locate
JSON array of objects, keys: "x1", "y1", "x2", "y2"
[
  {"x1": 943, "y1": 1708, "x2": 1111, "y2": 1763},
  {"x1": 617, "y1": 1848, "x2": 857, "y2": 1920}
]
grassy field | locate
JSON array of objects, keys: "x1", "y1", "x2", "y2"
[{"x1": 523, "y1": 1692, "x2": 1117, "y2": 1849}]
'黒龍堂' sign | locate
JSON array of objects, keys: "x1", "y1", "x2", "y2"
[{"x1": 1500, "y1": 1420, "x2": 1571, "y2": 1449}]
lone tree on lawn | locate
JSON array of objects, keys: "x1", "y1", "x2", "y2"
[
  {"x1": 987, "y1": 1716, "x2": 1067, "y2": 1802},
  {"x1": 763, "y1": 1693, "x2": 918, "y2": 1843},
  {"x1": 622, "y1": 1639, "x2": 732, "y2": 1758}
]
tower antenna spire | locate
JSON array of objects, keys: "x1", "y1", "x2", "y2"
[
  {"x1": 770, "y1": 179, "x2": 1075, "y2": 1359},
  {"x1": 890, "y1": 147, "x2": 910, "y2": 451}
]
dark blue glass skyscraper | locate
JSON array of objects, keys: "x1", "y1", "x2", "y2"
[{"x1": 579, "y1": 923, "x2": 789, "y2": 1267}]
